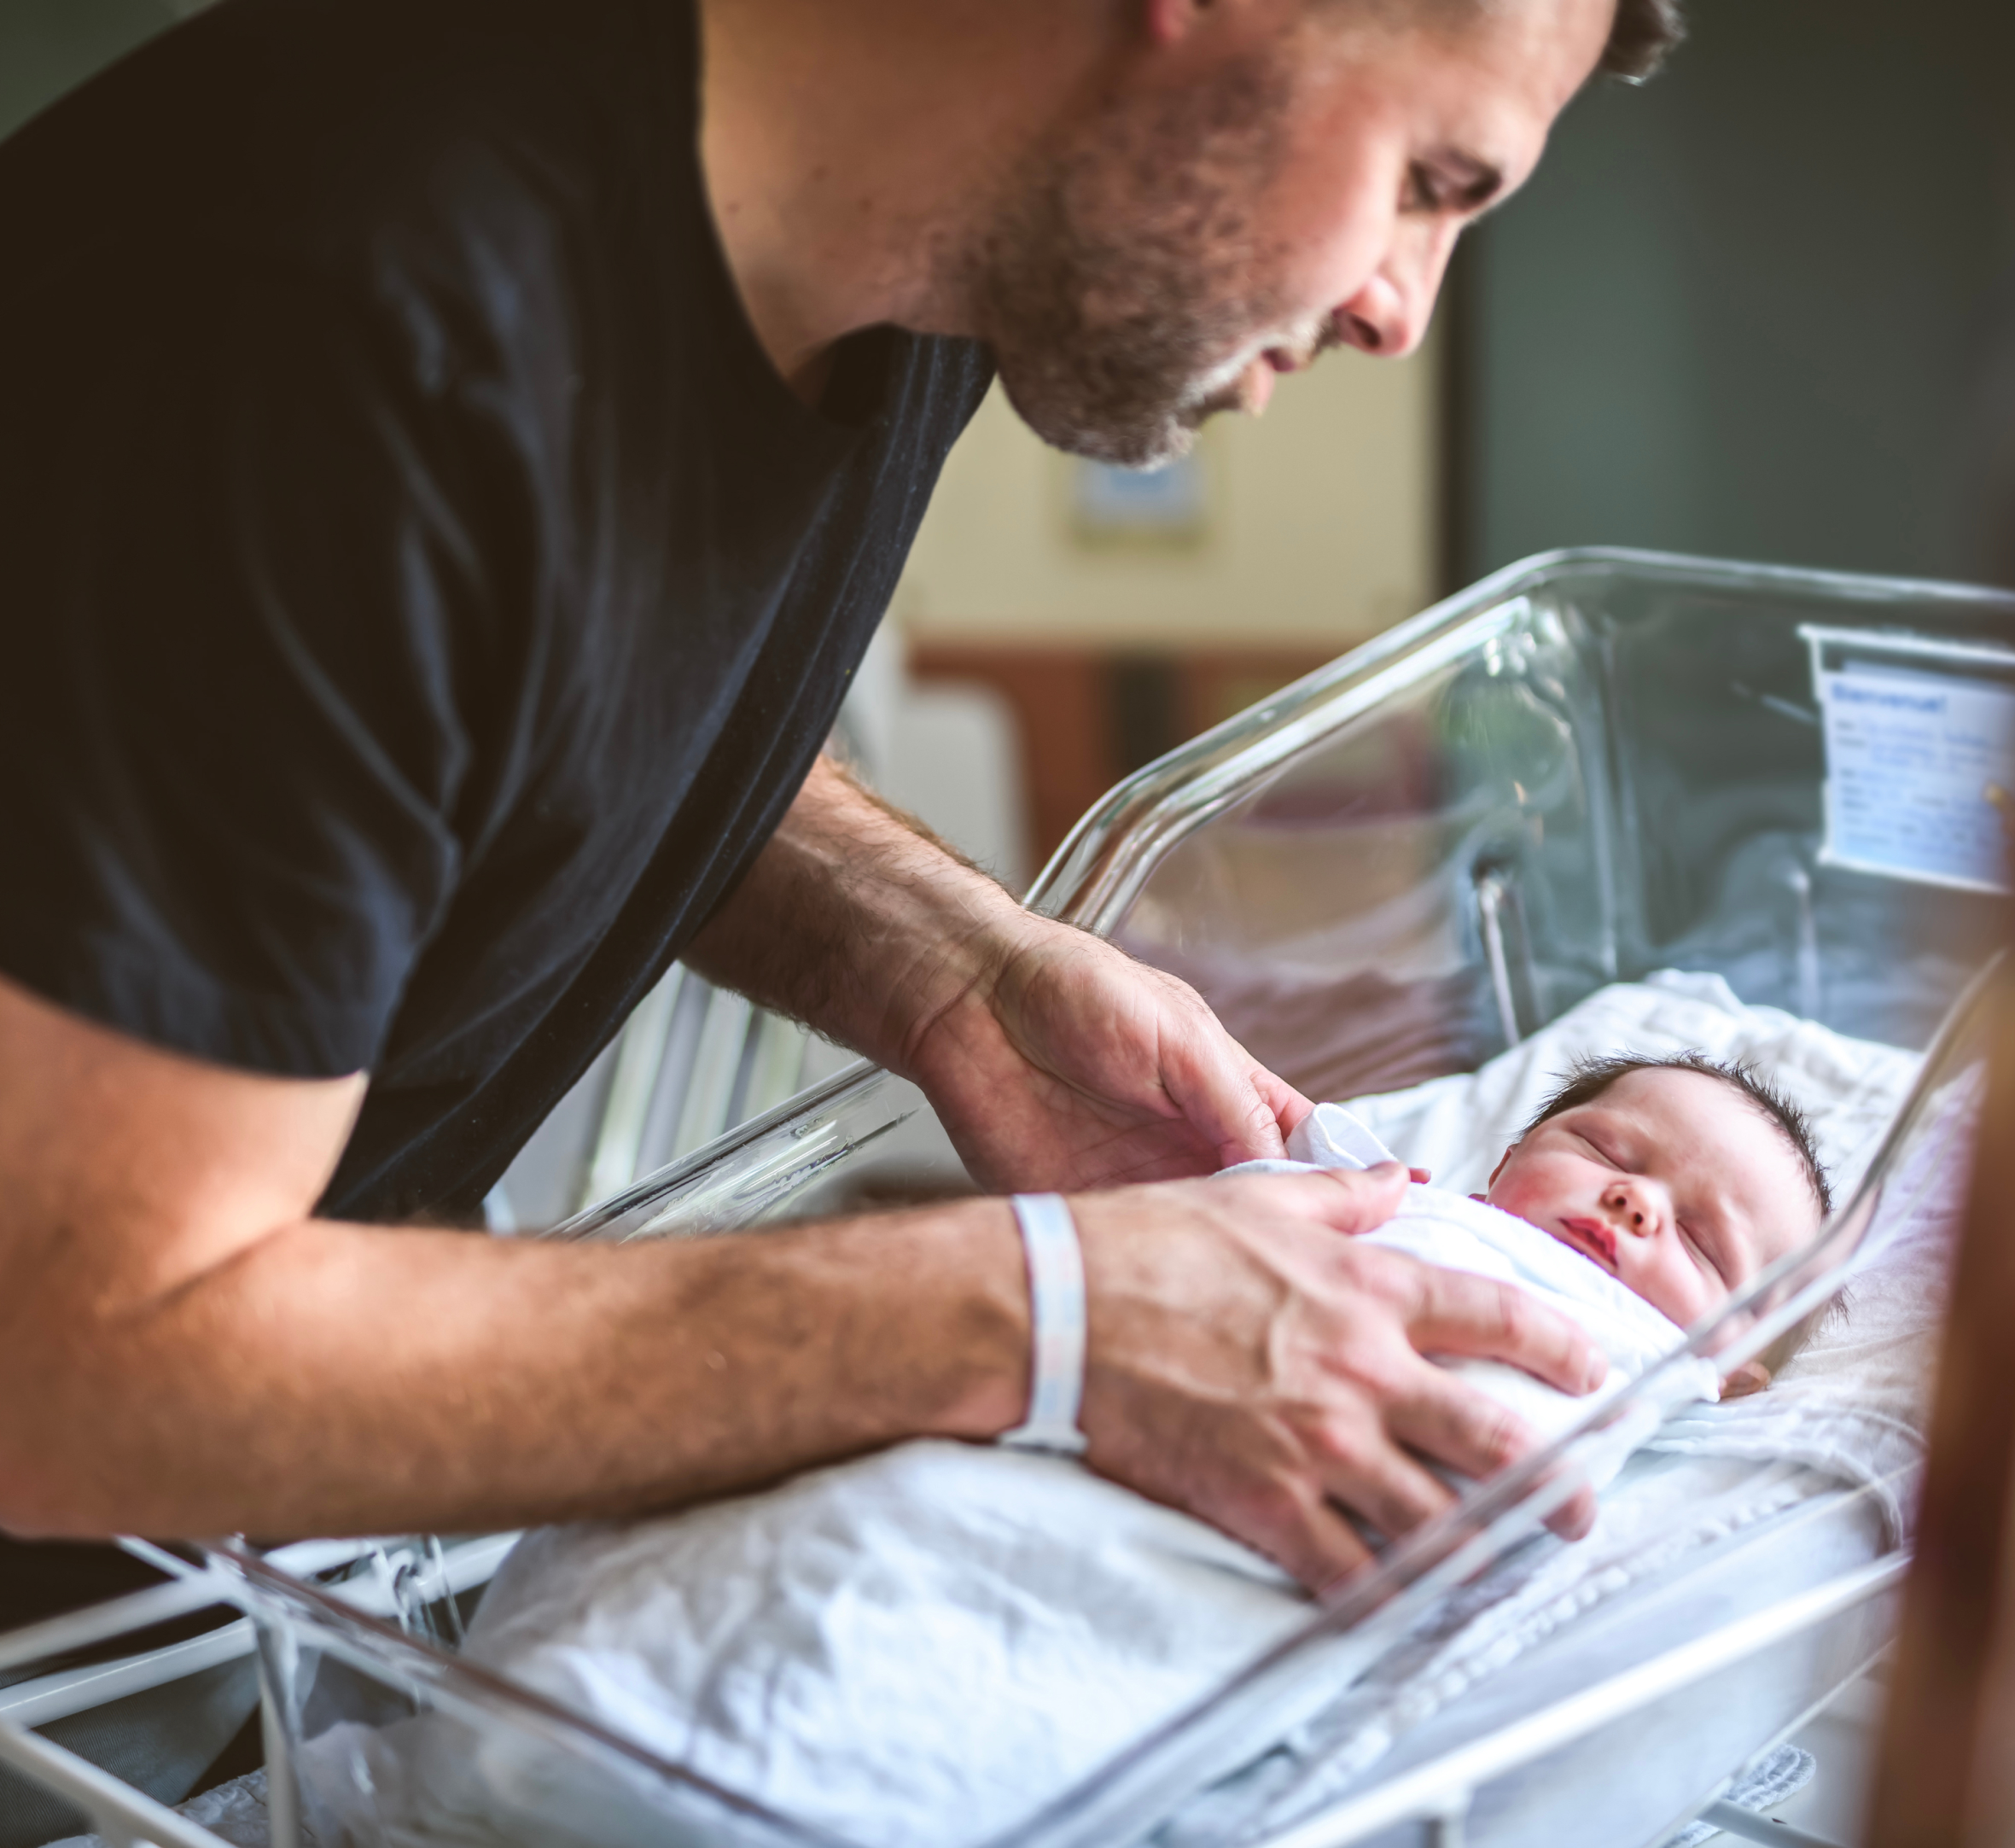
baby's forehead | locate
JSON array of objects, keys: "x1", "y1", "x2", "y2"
[
  {"x1": 1594, "y1": 1064, "x2": 1747, "y2": 1119},
  {"x1": 1571, "y1": 1068, "x2": 1743, "y2": 1147}
]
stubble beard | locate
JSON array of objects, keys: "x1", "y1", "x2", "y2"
[{"x1": 968, "y1": 54, "x2": 1329, "y2": 469}]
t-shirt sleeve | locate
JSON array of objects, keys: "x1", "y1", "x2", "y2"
[{"x1": 0, "y1": 254, "x2": 502, "y2": 1077}]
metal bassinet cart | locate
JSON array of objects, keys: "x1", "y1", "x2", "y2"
[{"x1": 3, "y1": 547, "x2": 2011, "y2": 1848}]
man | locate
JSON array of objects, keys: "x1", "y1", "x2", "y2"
[{"x1": 0, "y1": 0, "x2": 1677, "y2": 1614}]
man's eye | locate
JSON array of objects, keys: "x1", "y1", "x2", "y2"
[
  {"x1": 1405, "y1": 156, "x2": 1506, "y2": 219},
  {"x1": 1403, "y1": 163, "x2": 1447, "y2": 213}
]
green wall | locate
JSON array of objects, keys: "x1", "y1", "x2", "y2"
[
  {"x1": 0, "y1": 0, "x2": 187, "y2": 142},
  {"x1": 1452, "y1": 0, "x2": 2015, "y2": 587}
]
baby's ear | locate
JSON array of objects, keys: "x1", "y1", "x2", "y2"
[
  {"x1": 1721, "y1": 1360, "x2": 1773, "y2": 1400},
  {"x1": 1486, "y1": 1147, "x2": 1511, "y2": 1187}
]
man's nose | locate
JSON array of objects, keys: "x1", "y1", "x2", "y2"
[
  {"x1": 1337, "y1": 226, "x2": 1459, "y2": 360},
  {"x1": 1336, "y1": 273, "x2": 1417, "y2": 358}
]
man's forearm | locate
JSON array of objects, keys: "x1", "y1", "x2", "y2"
[
  {"x1": 685, "y1": 754, "x2": 1036, "y2": 1076},
  {"x1": 0, "y1": 965, "x2": 1605, "y2": 1588},
  {"x1": 3, "y1": 1202, "x2": 1027, "y2": 1539}
]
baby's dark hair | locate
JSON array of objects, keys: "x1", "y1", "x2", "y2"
[{"x1": 1522, "y1": 1052, "x2": 1833, "y2": 1219}]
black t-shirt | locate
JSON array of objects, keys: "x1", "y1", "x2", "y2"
[{"x1": 0, "y1": 0, "x2": 993, "y2": 1226}]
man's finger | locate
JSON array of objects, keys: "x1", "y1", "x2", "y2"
[
  {"x1": 1316, "y1": 1426, "x2": 1459, "y2": 1542},
  {"x1": 1389, "y1": 1363, "x2": 1601, "y2": 1542},
  {"x1": 1388, "y1": 1362, "x2": 1544, "y2": 1484},
  {"x1": 1210, "y1": 1163, "x2": 1411, "y2": 1233},
  {"x1": 1246, "y1": 1478, "x2": 1377, "y2": 1594},
  {"x1": 1155, "y1": 1011, "x2": 1305, "y2": 1165},
  {"x1": 1401, "y1": 1266, "x2": 1607, "y2": 1397},
  {"x1": 1547, "y1": 1480, "x2": 1599, "y2": 1542},
  {"x1": 1258, "y1": 1068, "x2": 1317, "y2": 1140}
]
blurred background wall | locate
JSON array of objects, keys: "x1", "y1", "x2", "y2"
[
  {"x1": 0, "y1": 0, "x2": 203, "y2": 137},
  {"x1": 5, "y1": 0, "x2": 2012, "y2": 888},
  {"x1": 884, "y1": 347, "x2": 1439, "y2": 886},
  {"x1": 1445, "y1": 0, "x2": 2015, "y2": 590}
]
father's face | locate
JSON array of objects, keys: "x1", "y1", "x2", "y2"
[{"x1": 975, "y1": 0, "x2": 1616, "y2": 466}]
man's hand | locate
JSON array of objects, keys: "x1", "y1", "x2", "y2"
[
  {"x1": 900, "y1": 914, "x2": 1311, "y2": 1191},
  {"x1": 689, "y1": 755, "x2": 1310, "y2": 1190},
  {"x1": 1071, "y1": 1166, "x2": 1607, "y2": 1592}
]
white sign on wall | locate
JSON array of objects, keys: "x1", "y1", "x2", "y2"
[
  {"x1": 1069, "y1": 453, "x2": 1209, "y2": 544},
  {"x1": 1803, "y1": 627, "x2": 2015, "y2": 894}
]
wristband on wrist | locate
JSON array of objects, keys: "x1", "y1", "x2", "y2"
[{"x1": 997, "y1": 1193, "x2": 1089, "y2": 1455}]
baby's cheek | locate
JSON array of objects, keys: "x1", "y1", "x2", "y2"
[
  {"x1": 1649, "y1": 1261, "x2": 1721, "y2": 1329},
  {"x1": 1488, "y1": 1171, "x2": 1556, "y2": 1224},
  {"x1": 1482, "y1": 1161, "x2": 1535, "y2": 1214}
]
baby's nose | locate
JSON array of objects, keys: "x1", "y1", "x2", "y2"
[{"x1": 1604, "y1": 1185, "x2": 1651, "y2": 1233}]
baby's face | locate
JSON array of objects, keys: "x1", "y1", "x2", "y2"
[{"x1": 1484, "y1": 1068, "x2": 1820, "y2": 1327}]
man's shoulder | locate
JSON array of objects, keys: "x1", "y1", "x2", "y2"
[{"x1": 0, "y1": 0, "x2": 692, "y2": 306}]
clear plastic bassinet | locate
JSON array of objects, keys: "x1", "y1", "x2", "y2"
[{"x1": 6, "y1": 547, "x2": 2012, "y2": 1848}]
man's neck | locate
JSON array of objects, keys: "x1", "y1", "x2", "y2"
[{"x1": 696, "y1": 0, "x2": 1114, "y2": 404}]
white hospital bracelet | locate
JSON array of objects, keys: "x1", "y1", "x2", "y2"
[{"x1": 997, "y1": 1193, "x2": 1090, "y2": 1455}]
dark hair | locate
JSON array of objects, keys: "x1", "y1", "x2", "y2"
[
  {"x1": 1601, "y1": 0, "x2": 1686, "y2": 82},
  {"x1": 1523, "y1": 1051, "x2": 1833, "y2": 1218},
  {"x1": 1357, "y1": 0, "x2": 1685, "y2": 85}
]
